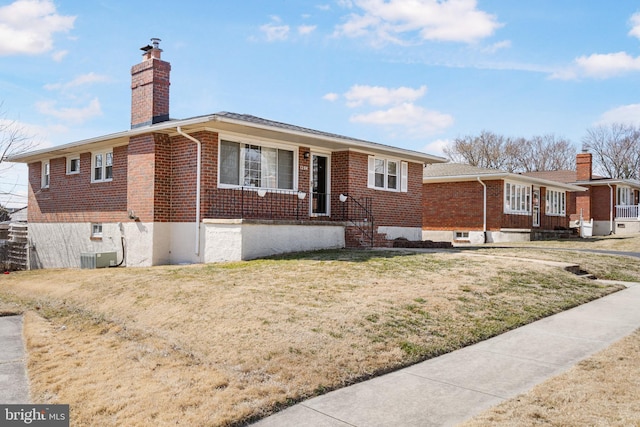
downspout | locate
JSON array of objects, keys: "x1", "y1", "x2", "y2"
[
  {"x1": 176, "y1": 127, "x2": 202, "y2": 256},
  {"x1": 607, "y1": 183, "x2": 614, "y2": 235},
  {"x1": 477, "y1": 177, "x2": 487, "y2": 243}
]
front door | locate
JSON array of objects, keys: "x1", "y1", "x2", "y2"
[
  {"x1": 311, "y1": 154, "x2": 329, "y2": 216},
  {"x1": 532, "y1": 187, "x2": 540, "y2": 227}
]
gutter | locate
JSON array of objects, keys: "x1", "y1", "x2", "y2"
[
  {"x1": 607, "y1": 183, "x2": 614, "y2": 235},
  {"x1": 176, "y1": 127, "x2": 202, "y2": 257},
  {"x1": 477, "y1": 177, "x2": 487, "y2": 242}
]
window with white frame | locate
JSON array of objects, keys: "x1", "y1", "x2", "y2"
[
  {"x1": 617, "y1": 186, "x2": 633, "y2": 206},
  {"x1": 67, "y1": 156, "x2": 80, "y2": 174},
  {"x1": 41, "y1": 160, "x2": 50, "y2": 188},
  {"x1": 92, "y1": 150, "x2": 113, "y2": 182},
  {"x1": 545, "y1": 189, "x2": 566, "y2": 216},
  {"x1": 504, "y1": 182, "x2": 531, "y2": 215},
  {"x1": 368, "y1": 156, "x2": 408, "y2": 192},
  {"x1": 219, "y1": 139, "x2": 295, "y2": 189},
  {"x1": 91, "y1": 223, "x2": 103, "y2": 239}
]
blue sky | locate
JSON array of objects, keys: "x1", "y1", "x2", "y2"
[{"x1": 1, "y1": 0, "x2": 640, "y2": 207}]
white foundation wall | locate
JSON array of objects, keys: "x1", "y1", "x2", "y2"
[
  {"x1": 422, "y1": 229, "x2": 531, "y2": 244},
  {"x1": 378, "y1": 226, "x2": 422, "y2": 241},
  {"x1": 29, "y1": 222, "x2": 127, "y2": 269},
  {"x1": 422, "y1": 230, "x2": 454, "y2": 242},
  {"x1": 29, "y1": 220, "x2": 345, "y2": 268},
  {"x1": 614, "y1": 220, "x2": 640, "y2": 235},
  {"x1": 593, "y1": 221, "x2": 614, "y2": 236},
  {"x1": 202, "y1": 220, "x2": 345, "y2": 262}
]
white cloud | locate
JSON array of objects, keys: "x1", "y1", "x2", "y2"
[
  {"x1": 51, "y1": 50, "x2": 68, "y2": 62},
  {"x1": 629, "y1": 12, "x2": 640, "y2": 39},
  {"x1": 482, "y1": 40, "x2": 511, "y2": 54},
  {"x1": 323, "y1": 92, "x2": 340, "y2": 102},
  {"x1": 0, "y1": 0, "x2": 75, "y2": 56},
  {"x1": 260, "y1": 16, "x2": 290, "y2": 41},
  {"x1": 35, "y1": 98, "x2": 102, "y2": 124},
  {"x1": 575, "y1": 52, "x2": 640, "y2": 78},
  {"x1": 44, "y1": 72, "x2": 110, "y2": 91},
  {"x1": 335, "y1": 0, "x2": 502, "y2": 45},
  {"x1": 344, "y1": 85, "x2": 427, "y2": 107},
  {"x1": 551, "y1": 52, "x2": 640, "y2": 80},
  {"x1": 351, "y1": 102, "x2": 453, "y2": 135},
  {"x1": 298, "y1": 24, "x2": 317, "y2": 35},
  {"x1": 596, "y1": 104, "x2": 640, "y2": 126},
  {"x1": 421, "y1": 138, "x2": 451, "y2": 156}
]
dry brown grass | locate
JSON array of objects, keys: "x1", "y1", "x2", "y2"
[
  {"x1": 0, "y1": 249, "x2": 627, "y2": 426},
  {"x1": 461, "y1": 328, "x2": 640, "y2": 427}
]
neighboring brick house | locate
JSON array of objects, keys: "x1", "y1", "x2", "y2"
[
  {"x1": 8, "y1": 40, "x2": 446, "y2": 268},
  {"x1": 422, "y1": 163, "x2": 586, "y2": 243},
  {"x1": 524, "y1": 152, "x2": 640, "y2": 236}
]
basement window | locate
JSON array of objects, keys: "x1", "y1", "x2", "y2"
[
  {"x1": 454, "y1": 231, "x2": 470, "y2": 241},
  {"x1": 91, "y1": 223, "x2": 103, "y2": 239}
]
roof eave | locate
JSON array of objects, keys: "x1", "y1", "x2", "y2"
[
  {"x1": 211, "y1": 114, "x2": 447, "y2": 164},
  {"x1": 424, "y1": 172, "x2": 587, "y2": 191}
]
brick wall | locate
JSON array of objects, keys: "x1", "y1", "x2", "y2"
[
  {"x1": 331, "y1": 151, "x2": 425, "y2": 228},
  {"x1": 28, "y1": 145, "x2": 128, "y2": 223},
  {"x1": 423, "y1": 180, "x2": 503, "y2": 231},
  {"x1": 28, "y1": 133, "x2": 430, "y2": 229},
  {"x1": 130, "y1": 57, "x2": 170, "y2": 128},
  {"x1": 592, "y1": 185, "x2": 614, "y2": 221}
]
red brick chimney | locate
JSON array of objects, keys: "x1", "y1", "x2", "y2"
[
  {"x1": 130, "y1": 38, "x2": 171, "y2": 128},
  {"x1": 576, "y1": 151, "x2": 592, "y2": 181}
]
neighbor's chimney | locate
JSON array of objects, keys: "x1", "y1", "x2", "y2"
[
  {"x1": 130, "y1": 38, "x2": 171, "y2": 128},
  {"x1": 576, "y1": 150, "x2": 592, "y2": 181}
]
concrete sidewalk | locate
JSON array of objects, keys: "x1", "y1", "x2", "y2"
[
  {"x1": 253, "y1": 283, "x2": 640, "y2": 427},
  {"x1": 0, "y1": 315, "x2": 30, "y2": 403}
]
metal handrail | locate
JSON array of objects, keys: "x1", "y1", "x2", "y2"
[{"x1": 341, "y1": 194, "x2": 375, "y2": 247}]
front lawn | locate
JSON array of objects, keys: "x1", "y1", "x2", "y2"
[{"x1": 0, "y1": 249, "x2": 625, "y2": 426}]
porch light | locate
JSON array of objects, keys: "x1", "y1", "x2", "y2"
[
  {"x1": 339, "y1": 194, "x2": 348, "y2": 203},
  {"x1": 257, "y1": 189, "x2": 267, "y2": 197},
  {"x1": 297, "y1": 192, "x2": 306, "y2": 200},
  {"x1": 303, "y1": 151, "x2": 310, "y2": 159}
]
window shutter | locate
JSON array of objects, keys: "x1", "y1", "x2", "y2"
[
  {"x1": 400, "y1": 161, "x2": 408, "y2": 192},
  {"x1": 368, "y1": 156, "x2": 375, "y2": 188}
]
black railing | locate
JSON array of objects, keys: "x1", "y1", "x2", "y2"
[
  {"x1": 206, "y1": 188, "x2": 376, "y2": 246},
  {"x1": 207, "y1": 187, "x2": 309, "y2": 220},
  {"x1": 341, "y1": 194, "x2": 375, "y2": 247}
]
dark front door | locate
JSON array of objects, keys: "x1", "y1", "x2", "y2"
[{"x1": 312, "y1": 154, "x2": 328, "y2": 215}]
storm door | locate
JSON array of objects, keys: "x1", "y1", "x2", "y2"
[
  {"x1": 532, "y1": 187, "x2": 540, "y2": 227},
  {"x1": 311, "y1": 154, "x2": 329, "y2": 216}
]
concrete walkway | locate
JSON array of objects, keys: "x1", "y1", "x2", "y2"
[
  {"x1": 0, "y1": 315, "x2": 30, "y2": 403},
  {"x1": 253, "y1": 283, "x2": 640, "y2": 427}
]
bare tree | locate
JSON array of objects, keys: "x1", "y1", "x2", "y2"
[
  {"x1": 443, "y1": 130, "x2": 522, "y2": 172},
  {"x1": 0, "y1": 103, "x2": 35, "y2": 205},
  {"x1": 517, "y1": 134, "x2": 576, "y2": 172},
  {"x1": 444, "y1": 131, "x2": 577, "y2": 173},
  {"x1": 582, "y1": 123, "x2": 640, "y2": 179}
]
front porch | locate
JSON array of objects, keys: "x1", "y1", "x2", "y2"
[
  {"x1": 205, "y1": 187, "x2": 387, "y2": 250},
  {"x1": 616, "y1": 204, "x2": 640, "y2": 220},
  {"x1": 614, "y1": 204, "x2": 640, "y2": 234}
]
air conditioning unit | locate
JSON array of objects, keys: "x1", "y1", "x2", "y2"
[{"x1": 80, "y1": 252, "x2": 117, "y2": 269}]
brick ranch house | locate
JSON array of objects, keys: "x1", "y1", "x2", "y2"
[
  {"x1": 422, "y1": 163, "x2": 586, "y2": 244},
  {"x1": 524, "y1": 151, "x2": 640, "y2": 236},
  {"x1": 8, "y1": 40, "x2": 446, "y2": 268}
]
